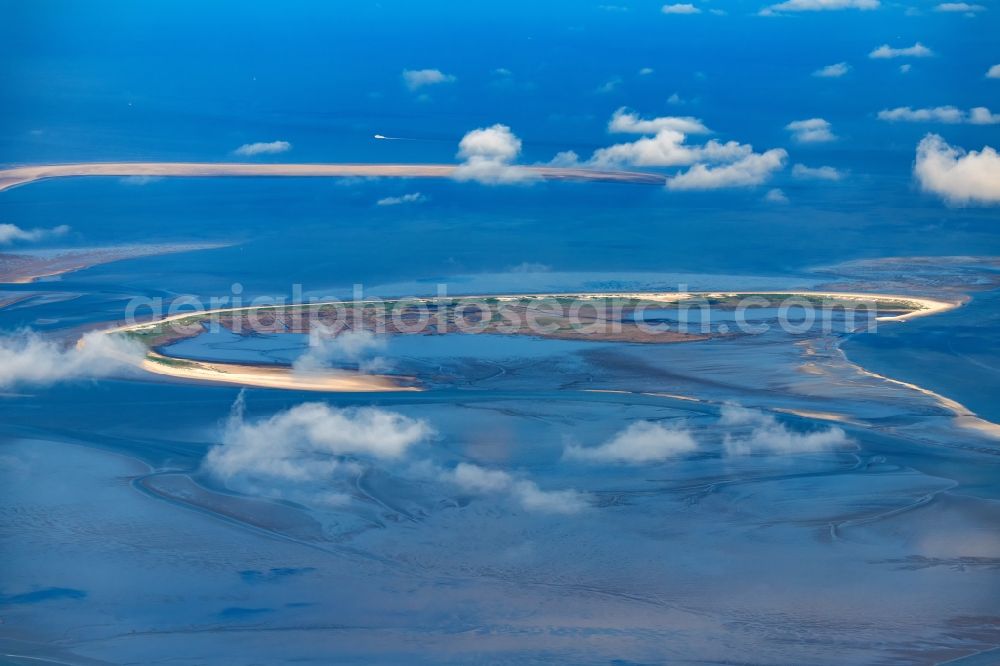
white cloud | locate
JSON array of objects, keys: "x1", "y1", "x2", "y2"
[
  {"x1": 899, "y1": 64, "x2": 912, "y2": 74},
  {"x1": 293, "y1": 326, "x2": 387, "y2": 375},
  {"x1": 449, "y1": 462, "x2": 512, "y2": 493},
  {"x1": 877, "y1": 106, "x2": 999, "y2": 124},
  {"x1": 507, "y1": 261, "x2": 552, "y2": 273},
  {"x1": 608, "y1": 107, "x2": 711, "y2": 135},
  {"x1": 764, "y1": 188, "x2": 790, "y2": 204},
  {"x1": 785, "y1": 118, "x2": 836, "y2": 143},
  {"x1": 458, "y1": 124, "x2": 522, "y2": 162},
  {"x1": 590, "y1": 131, "x2": 749, "y2": 168},
  {"x1": 0, "y1": 223, "x2": 70, "y2": 245},
  {"x1": 878, "y1": 105, "x2": 963, "y2": 123},
  {"x1": 761, "y1": 0, "x2": 878, "y2": 14},
  {"x1": 596, "y1": 77, "x2": 623, "y2": 94},
  {"x1": 662, "y1": 3, "x2": 701, "y2": 13},
  {"x1": 402, "y1": 68, "x2": 456, "y2": 91},
  {"x1": 0, "y1": 330, "x2": 144, "y2": 389},
  {"x1": 205, "y1": 395, "x2": 432, "y2": 486},
  {"x1": 869, "y1": 43, "x2": 933, "y2": 59},
  {"x1": 638, "y1": 67, "x2": 655, "y2": 75},
  {"x1": 969, "y1": 107, "x2": 1000, "y2": 124},
  {"x1": 792, "y1": 163, "x2": 844, "y2": 180},
  {"x1": 376, "y1": 192, "x2": 427, "y2": 206},
  {"x1": 988, "y1": 64, "x2": 1000, "y2": 78},
  {"x1": 666, "y1": 149, "x2": 788, "y2": 190},
  {"x1": 934, "y1": 2, "x2": 985, "y2": 11},
  {"x1": 813, "y1": 62, "x2": 849, "y2": 78},
  {"x1": 564, "y1": 420, "x2": 698, "y2": 463},
  {"x1": 564, "y1": 109, "x2": 785, "y2": 190},
  {"x1": 453, "y1": 124, "x2": 536, "y2": 184},
  {"x1": 443, "y1": 463, "x2": 587, "y2": 514},
  {"x1": 547, "y1": 150, "x2": 581, "y2": 167},
  {"x1": 914, "y1": 133, "x2": 1000, "y2": 205},
  {"x1": 233, "y1": 140, "x2": 291, "y2": 156},
  {"x1": 720, "y1": 404, "x2": 851, "y2": 455},
  {"x1": 513, "y1": 481, "x2": 588, "y2": 514}
]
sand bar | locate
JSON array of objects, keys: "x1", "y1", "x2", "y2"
[{"x1": 0, "y1": 162, "x2": 666, "y2": 192}]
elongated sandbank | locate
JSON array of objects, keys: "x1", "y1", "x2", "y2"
[
  {"x1": 96, "y1": 290, "x2": 960, "y2": 393},
  {"x1": 0, "y1": 242, "x2": 228, "y2": 284},
  {"x1": 0, "y1": 162, "x2": 666, "y2": 192},
  {"x1": 140, "y1": 351, "x2": 417, "y2": 392}
]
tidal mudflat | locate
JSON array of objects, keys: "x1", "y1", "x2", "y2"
[
  {"x1": 3, "y1": 7, "x2": 1000, "y2": 660},
  {"x1": 3, "y1": 254, "x2": 1000, "y2": 664}
]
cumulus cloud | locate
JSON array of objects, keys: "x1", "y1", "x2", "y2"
[
  {"x1": 914, "y1": 133, "x2": 1000, "y2": 205},
  {"x1": 205, "y1": 394, "x2": 432, "y2": 489},
  {"x1": 719, "y1": 404, "x2": 851, "y2": 456},
  {"x1": 988, "y1": 64, "x2": 1000, "y2": 78},
  {"x1": 555, "y1": 110, "x2": 785, "y2": 190},
  {"x1": 449, "y1": 462, "x2": 512, "y2": 493},
  {"x1": 202, "y1": 395, "x2": 587, "y2": 513},
  {"x1": 595, "y1": 77, "x2": 623, "y2": 94},
  {"x1": 293, "y1": 326, "x2": 387, "y2": 375},
  {"x1": 588, "y1": 131, "x2": 741, "y2": 168},
  {"x1": 547, "y1": 150, "x2": 581, "y2": 167},
  {"x1": 233, "y1": 140, "x2": 292, "y2": 157},
  {"x1": 443, "y1": 462, "x2": 587, "y2": 514},
  {"x1": 662, "y1": 3, "x2": 701, "y2": 13},
  {"x1": 402, "y1": 68, "x2": 456, "y2": 91},
  {"x1": 608, "y1": 107, "x2": 711, "y2": 134},
  {"x1": 507, "y1": 261, "x2": 552, "y2": 273},
  {"x1": 514, "y1": 481, "x2": 588, "y2": 514},
  {"x1": 878, "y1": 106, "x2": 963, "y2": 123},
  {"x1": 564, "y1": 420, "x2": 697, "y2": 463},
  {"x1": 786, "y1": 118, "x2": 836, "y2": 143},
  {"x1": 376, "y1": 192, "x2": 427, "y2": 206},
  {"x1": 934, "y1": 2, "x2": 985, "y2": 11},
  {"x1": 666, "y1": 149, "x2": 788, "y2": 190},
  {"x1": 792, "y1": 163, "x2": 844, "y2": 180},
  {"x1": 969, "y1": 107, "x2": 1000, "y2": 124},
  {"x1": 869, "y1": 43, "x2": 933, "y2": 59},
  {"x1": 0, "y1": 330, "x2": 144, "y2": 389},
  {"x1": 453, "y1": 124, "x2": 536, "y2": 184},
  {"x1": 761, "y1": 0, "x2": 878, "y2": 14},
  {"x1": 764, "y1": 188, "x2": 790, "y2": 204},
  {"x1": 878, "y1": 106, "x2": 1000, "y2": 124},
  {"x1": 0, "y1": 223, "x2": 70, "y2": 245},
  {"x1": 813, "y1": 62, "x2": 849, "y2": 78}
]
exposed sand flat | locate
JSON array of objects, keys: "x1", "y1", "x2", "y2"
[
  {"x1": 0, "y1": 162, "x2": 666, "y2": 192},
  {"x1": 0, "y1": 243, "x2": 228, "y2": 283},
  {"x1": 140, "y1": 352, "x2": 418, "y2": 392},
  {"x1": 842, "y1": 352, "x2": 1000, "y2": 440}
]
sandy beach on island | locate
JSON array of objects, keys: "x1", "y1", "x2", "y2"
[
  {"x1": 0, "y1": 162, "x2": 666, "y2": 192},
  {"x1": 94, "y1": 289, "x2": 961, "y2": 393}
]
